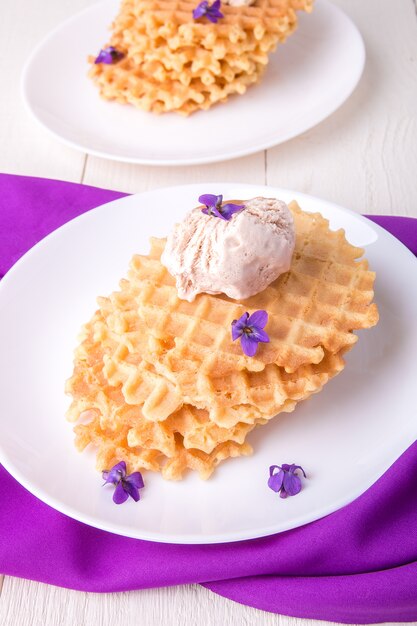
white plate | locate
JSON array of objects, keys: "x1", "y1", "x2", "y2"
[
  {"x1": 1, "y1": 183, "x2": 416, "y2": 544},
  {"x1": 21, "y1": 0, "x2": 365, "y2": 166}
]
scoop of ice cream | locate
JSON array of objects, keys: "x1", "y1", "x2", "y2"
[{"x1": 161, "y1": 196, "x2": 295, "y2": 301}]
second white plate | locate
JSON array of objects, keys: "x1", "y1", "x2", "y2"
[{"x1": 22, "y1": 0, "x2": 365, "y2": 165}]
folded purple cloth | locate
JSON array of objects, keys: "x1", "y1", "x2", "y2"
[{"x1": 1, "y1": 174, "x2": 416, "y2": 624}]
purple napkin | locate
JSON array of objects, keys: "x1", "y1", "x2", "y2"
[{"x1": 1, "y1": 174, "x2": 417, "y2": 624}]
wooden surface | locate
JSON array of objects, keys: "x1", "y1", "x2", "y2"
[{"x1": 1, "y1": 0, "x2": 417, "y2": 625}]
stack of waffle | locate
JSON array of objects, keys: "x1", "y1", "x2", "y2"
[
  {"x1": 89, "y1": 0, "x2": 313, "y2": 115},
  {"x1": 66, "y1": 202, "x2": 378, "y2": 480}
]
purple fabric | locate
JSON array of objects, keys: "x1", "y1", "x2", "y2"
[{"x1": 1, "y1": 173, "x2": 417, "y2": 623}]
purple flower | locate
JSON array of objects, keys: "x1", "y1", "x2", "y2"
[
  {"x1": 193, "y1": 0, "x2": 224, "y2": 23},
  {"x1": 231, "y1": 310, "x2": 270, "y2": 357},
  {"x1": 94, "y1": 46, "x2": 124, "y2": 65},
  {"x1": 102, "y1": 461, "x2": 144, "y2": 505},
  {"x1": 268, "y1": 464, "x2": 306, "y2": 499},
  {"x1": 199, "y1": 194, "x2": 244, "y2": 221}
]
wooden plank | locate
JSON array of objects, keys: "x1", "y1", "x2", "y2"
[
  {"x1": 0, "y1": 0, "x2": 90, "y2": 182},
  {"x1": 82, "y1": 153, "x2": 266, "y2": 194},
  {"x1": 0, "y1": 576, "x2": 354, "y2": 626},
  {"x1": 266, "y1": 0, "x2": 417, "y2": 217}
]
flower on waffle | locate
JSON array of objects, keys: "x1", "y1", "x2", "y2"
[
  {"x1": 199, "y1": 193, "x2": 244, "y2": 221},
  {"x1": 102, "y1": 461, "x2": 144, "y2": 504},
  {"x1": 268, "y1": 464, "x2": 306, "y2": 498},
  {"x1": 231, "y1": 310, "x2": 270, "y2": 357},
  {"x1": 94, "y1": 46, "x2": 124, "y2": 64},
  {"x1": 193, "y1": 0, "x2": 224, "y2": 23}
]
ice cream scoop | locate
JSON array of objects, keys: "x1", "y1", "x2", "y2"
[{"x1": 161, "y1": 196, "x2": 295, "y2": 301}]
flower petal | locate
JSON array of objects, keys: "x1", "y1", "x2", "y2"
[
  {"x1": 289, "y1": 464, "x2": 307, "y2": 478},
  {"x1": 122, "y1": 480, "x2": 141, "y2": 502},
  {"x1": 268, "y1": 470, "x2": 284, "y2": 492},
  {"x1": 221, "y1": 203, "x2": 245, "y2": 220},
  {"x1": 198, "y1": 193, "x2": 217, "y2": 208},
  {"x1": 248, "y1": 310, "x2": 268, "y2": 329},
  {"x1": 95, "y1": 47, "x2": 123, "y2": 65},
  {"x1": 283, "y1": 471, "x2": 302, "y2": 497},
  {"x1": 231, "y1": 322, "x2": 243, "y2": 341},
  {"x1": 231, "y1": 313, "x2": 249, "y2": 340},
  {"x1": 250, "y1": 327, "x2": 270, "y2": 344},
  {"x1": 103, "y1": 461, "x2": 126, "y2": 485},
  {"x1": 269, "y1": 464, "x2": 282, "y2": 477},
  {"x1": 211, "y1": 206, "x2": 227, "y2": 220},
  {"x1": 113, "y1": 482, "x2": 129, "y2": 505},
  {"x1": 125, "y1": 471, "x2": 144, "y2": 490},
  {"x1": 240, "y1": 333, "x2": 259, "y2": 357},
  {"x1": 234, "y1": 312, "x2": 250, "y2": 329},
  {"x1": 193, "y1": 1, "x2": 208, "y2": 18}
]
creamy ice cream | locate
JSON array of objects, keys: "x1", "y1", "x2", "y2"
[{"x1": 161, "y1": 196, "x2": 295, "y2": 301}]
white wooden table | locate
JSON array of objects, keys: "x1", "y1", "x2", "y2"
[{"x1": 1, "y1": 1, "x2": 417, "y2": 624}]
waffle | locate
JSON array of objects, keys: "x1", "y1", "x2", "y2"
[
  {"x1": 93, "y1": 259, "x2": 346, "y2": 427},
  {"x1": 67, "y1": 312, "x2": 254, "y2": 479},
  {"x1": 147, "y1": 344, "x2": 345, "y2": 427},
  {"x1": 74, "y1": 413, "x2": 252, "y2": 480},
  {"x1": 66, "y1": 311, "x2": 257, "y2": 450},
  {"x1": 89, "y1": 0, "x2": 313, "y2": 114}
]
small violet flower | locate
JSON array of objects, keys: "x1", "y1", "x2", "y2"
[
  {"x1": 193, "y1": 0, "x2": 224, "y2": 23},
  {"x1": 102, "y1": 461, "x2": 144, "y2": 505},
  {"x1": 94, "y1": 46, "x2": 124, "y2": 65},
  {"x1": 199, "y1": 193, "x2": 244, "y2": 221},
  {"x1": 231, "y1": 310, "x2": 270, "y2": 357},
  {"x1": 268, "y1": 464, "x2": 306, "y2": 499}
]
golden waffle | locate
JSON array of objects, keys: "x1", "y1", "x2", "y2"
[
  {"x1": 89, "y1": 0, "x2": 313, "y2": 114},
  {"x1": 93, "y1": 258, "x2": 346, "y2": 427},
  {"x1": 74, "y1": 413, "x2": 252, "y2": 480},
  {"x1": 146, "y1": 343, "x2": 345, "y2": 427},
  {"x1": 66, "y1": 311, "x2": 257, "y2": 451},
  {"x1": 67, "y1": 313, "x2": 254, "y2": 479},
  {"x1": 89, "y1": 57, "x2": 264, "y2": 115}
]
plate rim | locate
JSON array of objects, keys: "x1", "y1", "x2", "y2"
[
  {"x1": 1, "y1": 183, "x2": 416, "y2": 544},
  {"x1": 20, "y1": 0, "x2": 366, "y2": 166}
]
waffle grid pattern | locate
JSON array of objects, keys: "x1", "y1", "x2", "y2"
[{"x1": 89, "y1": 0, "x2": 313, "y2": 114}]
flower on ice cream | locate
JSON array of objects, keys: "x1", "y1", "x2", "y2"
[
  {"x1": 199, "y1": 194, "x2": 244, "y2": 221},
  {"x1": 268, "y1": 464, "x2": 306, "y2": 498},
  {"x1": 193, "y1": 0, "x2": 224, "y2": 23},
  {"x1": 102, "y1": 461, "x2": 144, "y2": 504},
  {"x1": 94, "y1": 46, "x2": 124, "y2": 64},
  {"x1": 231, "y1": 310, "x2": 270, "y2": 357}
]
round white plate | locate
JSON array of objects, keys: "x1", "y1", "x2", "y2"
[
  {"x1": 22, "y1": 0, "x2": 365, "y2": 166},
  {"x1": 1, "y1": 183, "x2": 416, "y2": 544}
]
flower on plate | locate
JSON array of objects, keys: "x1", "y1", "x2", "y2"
[
  {"x1": 199, "y1": 194, "x2": 244, "y2": 221},
  {"x1": 193, "y1": 0, "x2": 224, "y2": 23},
  {"x1": 231, "y1": 310, "x2": 270, "y2": 357},
  {"x1": 268, "y1": 464, "x2": 306, "y2": 498},
  {"x1": 102, "y1": 461, "x2": 144, "y2": 504},
  {"x1": 94, "y1": 46, "x2": 124, "y2": 65}
]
